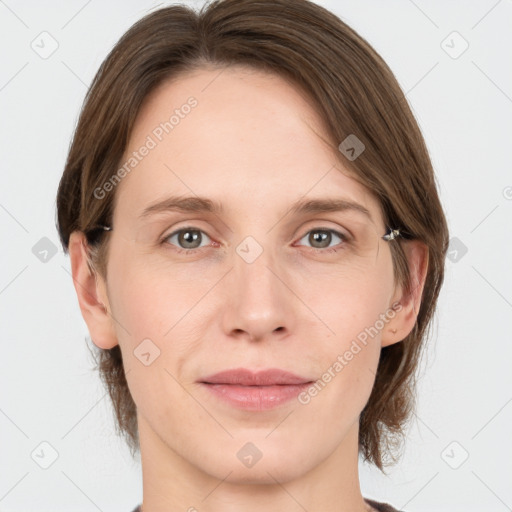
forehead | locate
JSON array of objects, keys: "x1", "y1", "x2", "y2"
[{"x1": 113, "y1": 66, "x2": 383, "y2": 227}]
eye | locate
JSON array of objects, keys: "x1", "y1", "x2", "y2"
[
  {"x1": 160, "y1": 226, "x2": 348, "y2": 254},
  {"x1": 295, "y1": 228, "x2": 348, "y2": 252},
  {"x1": 162, "y1": 227, "x2": 212, "y2": 252}
]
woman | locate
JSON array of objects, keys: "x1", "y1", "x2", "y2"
[{"x1": 56, "y1": 1, "x2": 449, "y2": 510}]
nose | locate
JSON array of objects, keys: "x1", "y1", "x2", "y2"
[{"x1": 221, "y1": 241, "x2": 295, "y2": 343}]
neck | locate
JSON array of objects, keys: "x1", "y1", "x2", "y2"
[{"x1": 138, "y1": 415, "x2": 369, "y2": 512}]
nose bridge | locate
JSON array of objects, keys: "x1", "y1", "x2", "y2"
[{"x1": 223, "y1": 235, "x2": 292, "y2": 340}]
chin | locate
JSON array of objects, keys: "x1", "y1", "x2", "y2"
[{"x1": 194, "y1": 436, "x2": 321, "y2": 485}]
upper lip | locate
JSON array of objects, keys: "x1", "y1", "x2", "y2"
[{"x1": 200, "y1": 368, "x2": 313, "y2": 386}]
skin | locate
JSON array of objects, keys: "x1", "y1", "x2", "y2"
[{"x1": 69, "y1": 66, "x2": 428, "y2": 512}]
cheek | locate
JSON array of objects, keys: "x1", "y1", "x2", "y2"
[
  {"x1": 106, "y1": 246, "x2": 202, "y2": 343},
  {"x1": 105, "y1": 251, "x2": 212, "y2": 405},
  {"x1": 306, "y1": 261, "x2": 395, "y2": 341},
  {"x1": 299, "y1": 263, "x2": 394, "y2": 400},
  {"x1": 294, "y1": 284, "x2": 387, "y2": 439},
  {"x1": 106, "y1": 259, "x2": 201, "y2": 426}
]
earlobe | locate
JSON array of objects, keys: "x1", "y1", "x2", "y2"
[
  {"x1": 68, "y1": 231, "x2": 118, "y2": 349},
  {"x1": 381, "y1": 240, "x2": 429, "y2": 348}
]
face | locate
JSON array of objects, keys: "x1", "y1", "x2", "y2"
[{"x1": 99, "y1": 66, "x2": 402, "y2": 483}]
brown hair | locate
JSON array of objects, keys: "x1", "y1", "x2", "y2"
[{"x1": 56, "y1": 0, "x2": 449, "y2": 471}]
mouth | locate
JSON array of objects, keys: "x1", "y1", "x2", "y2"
[{"x1": 198, "y1": 368, "x2": 314, "y2": 411}]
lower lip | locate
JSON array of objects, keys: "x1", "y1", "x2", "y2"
[{"x1": 200, "y1": 383, "x2": 312, "y2": 411}]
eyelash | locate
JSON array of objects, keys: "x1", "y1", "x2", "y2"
[{"x1": 159, "y1": 226, "x2": 350, "y2": 255}]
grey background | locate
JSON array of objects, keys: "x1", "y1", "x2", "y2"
[{"x1": 1, "y1": 1, "x2": 511, "y2": 511}]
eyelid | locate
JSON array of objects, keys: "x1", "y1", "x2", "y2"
[{"x1": 294, "y1": 220, "x2": 352, "y2": 242}]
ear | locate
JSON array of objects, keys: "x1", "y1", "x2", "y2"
[
  {"x1": 68, "y1": 231, "x2": 118, "y2": 349},
  {"x1": 381, "y1": 240, "x2": 429, "y2": 348}
]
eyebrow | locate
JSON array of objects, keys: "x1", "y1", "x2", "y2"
[
  {"x1": 138, "y1": 195, "x2": 372, "y2": 221},
  {"x1": 139, "y1": 196, "x2": 224, "y2": 219},
  {"x1": 288, "y1": 197, "x2": 372, "y2": 221}
]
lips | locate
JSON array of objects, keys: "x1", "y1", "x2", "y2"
[
  {"x1": 200, "y1": 368, "x2": 312, "y2": 386},
  {"x1": 199, "y1": 368, "x2": 314, "y2": 411}
]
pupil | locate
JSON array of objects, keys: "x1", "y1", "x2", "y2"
[
  {"x1": 180, "y1": 230, "x2": 201, "y2": 248},
  {"x1": 311, "y1": 230, "x2": 330, "y2": 248}
]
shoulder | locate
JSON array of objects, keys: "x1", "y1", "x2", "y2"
[{"x1": 365, "y1": 497, "x2": 405, "y2": 512}]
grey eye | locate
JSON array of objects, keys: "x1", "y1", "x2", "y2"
[
  {"x1": 297, "y1": 229, "x2": 346, "y2": 249},
  {"x1": 165, "y1": 228, "x2": 211, "y2": 249}
]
